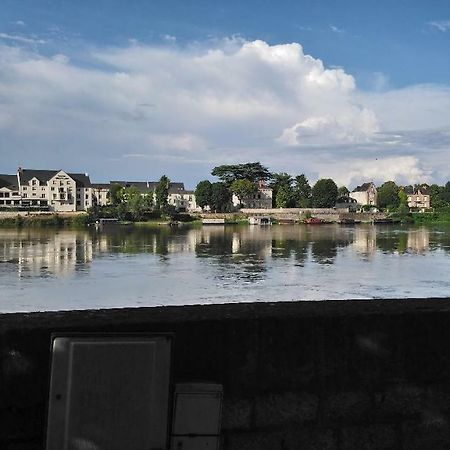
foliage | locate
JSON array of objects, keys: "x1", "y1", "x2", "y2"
[
  {"x1": 211, "y1": 162, "x2": 271, "y2": 185},
  {"x1": 270, "y1": 173, "x2": 294, "y2": 207},
  {"x1": 293, "y1": 174, "x2": 312, "y2": 208},
  {"x1": 230, "y1": 179, "x2": 258, "y2": 205},
  {"x1": 275, "y1": 184, "x2": 295, "y2": 208},
  {"x1": 337, "y1": 186, "x2": 349, "y2": 197},
  {"x1": 377, "y1": 181, "x2": 400, "y2": 209},
  {"x1": 195, "y1": 180, "x2": 213, "y2": 209},
  {"x1": 155, "y1": 175, "x2": 170, "y2": 210},
  {"x1": 108, "y1": 184, "x2": 124, "y2": 205},
  {"x1": 398, "y1": 189, "x2": 408, "y2": 206},
  {"x1": 311, "y1": 179, "x2": 338, "y2": 208},
  {"x1": 125, "y1": 186, "x2": 146, "y2": 220},
  {"x1": 210, "y1": 182, "x2": 232, "y2": 212}
]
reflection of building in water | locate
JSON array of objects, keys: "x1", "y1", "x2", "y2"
[
  {"x1": 407, "y1": 228, "x2": 430, "y2": 253},
  {"x1": 0, "y1": 231, "x2": 93, "y2": 277},
  {"x1": 351, "y1": 227, "x2": 377, "y2": 257}
]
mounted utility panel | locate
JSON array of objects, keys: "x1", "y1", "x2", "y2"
[
  {"x1": 46, "y1": 334, "x2": 172, "y2": 450},
  {"x1": 171, "y1": 383, "x2": 223, "y2": 450}
]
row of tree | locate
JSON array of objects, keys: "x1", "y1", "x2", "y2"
[{"x1": 196, "y1": 162, "x2": 450, "y2": 212}]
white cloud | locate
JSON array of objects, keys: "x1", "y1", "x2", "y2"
[
  {"x1": 0, "y1": 39, "x2": 449, "y2": 186},
  {"x1": 330, "y1": 25, "x2": 345, "y2": 34},
  {"x1": 428, "y1": 20, "x2": 450, "y2": 32},
  {"x1": 0, "y1": 33, "x2": 45, "y2": 44}
]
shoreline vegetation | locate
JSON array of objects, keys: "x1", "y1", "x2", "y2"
[{"x1": 2, "y1": 208, "x2": 450, "y2": 229}]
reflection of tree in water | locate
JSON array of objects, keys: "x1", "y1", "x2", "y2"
[
  {"x1": 271, "y1": 239, "x2": 308, "y2": 264},
  {"x1": 310, "y1": 237, "x2": 351, "y2": 264},
  {"x1": 195, "y1": 228, "x2": 267, "y2": 283}
]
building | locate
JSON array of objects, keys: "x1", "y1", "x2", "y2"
[
  {"x1": 335, "y1": 196, "x2": 358, "y2": 212},
  {"x1": 0, "y1": 168, "x2": 110, "y2": 212},
  {"x1": 350, "y1": 182, "x2": 378, "y2": 206},
  {"x1": 406, "y1": 186, "x2": 431, "y2": 211},
  {"x1": 0, "y1": 174, "x2": 21, "y2": 207},
  {"x1": 232, "y1": 181, "x2": 273, "y2": 209}
]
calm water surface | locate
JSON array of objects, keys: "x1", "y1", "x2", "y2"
[{"x1": 1, "y1": 224, "x2": 450, "y2": 312}]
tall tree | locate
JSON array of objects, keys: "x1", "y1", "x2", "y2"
[
  {"x1": 311, "y1": 179, "x2": 338, "y2": 208},
  {"x1": 125, "y1": 186, "x2": 145, "y2": 220},
  {"x1": 195, "y1": 180, "x2": 213, "y2": 209},
  {"x1": 377, "y1": 181, "x2": 400, "y2": 209},
  {"x1": 337, "y1": 186, "x2": 350, "y2": 197},
  {"x1": 429, "y1": 184, "x2": 446, "y2": 208},
  {"x1": 398, "y1": 189, "x2": 408, "y2": 207},
  {"x1": 230, "y1": 179, "x2": 257, "y2": 206},
  {"x1": 210, "y1": 182, "x2": 232, "y2": 212},
  {"x1": 293, "y1": 174, "x2": 312, "y2": 207},
  {"x1": 211, "y1": 162, "x2": 271, "y2": 184},
  {"x1": 155, "y1": 175, "x2": 170, "y2": 210},
  {"x1": 108, "y1": 184, "x2": 124, "y2": 205},
  {"x1": 270, "y1": 173, "x2": 294, "y2": 207}
]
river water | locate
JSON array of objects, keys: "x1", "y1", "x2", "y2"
[{"x1": 1, "y1": 224, "x2": 450, "y2": 312}]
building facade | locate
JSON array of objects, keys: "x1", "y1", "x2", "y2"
[
  {"x1": 232, "y1": 182, "x2": 273, "y2": 209},
  {"x1": 406, "y1": 186, "x2": 431, "y2": 211},
  {"x1": 350, "y1": 182, "x2": 378, "y2": 206}
]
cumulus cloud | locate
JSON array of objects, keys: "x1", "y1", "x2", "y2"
[{"x1": 0, "y1": 38, "x2": 449, "y2": 187}]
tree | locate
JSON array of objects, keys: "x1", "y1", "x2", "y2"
[
  {"x1": 377, "y1": 181, "x2": 400, "y2": 209},
  {"x1": 155, "y1": 175, "x2": 170, "y2": 210},
  {"x1": 210, "y1": 182, "x2": 232, "y2": 212},
  {"x1": 125, "y1": 186, "x2": 145, "y2": 220},
  {"x1": 398, "y1": 189, "x2": 408, "y2": 207},
  {"x1": 230, "y1": 179, "x2": 257, "y2": 206},
  {"x1": 195, "y1": 180, "x2": 213, "y2": 209},
  {"x1": 293, "y1": 174, "x2": 311, "y2": 207},
  {"x1": 109, "y1": 184, "x2": 124, "y2": 206},
  {"x1": 211, "y1": 162, "x2": 271, "y2": 185},
  {"x1": 337, "y1": 186, "x2": 350, "y2": 197},
  {"x1": 270, "y1": 173, "x2": 294, "y2": 207},
  {"x1": 311, "y1": 179, "x2": 338, "y2": 208},
  {"x1": 276, "y1": 185, "x2": 294, "y2": 208},
  {"x1": 430, "y1": 184, "x2": 446, "y2": 208}
]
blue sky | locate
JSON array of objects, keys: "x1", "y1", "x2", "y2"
[{"x1": 1, "y1": 0, "x2": 450, "y2": 187}]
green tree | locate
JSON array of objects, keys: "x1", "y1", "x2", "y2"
[
  {"x1": 108, "y1": 184, "x2": 124, "y2": 205},
  {"x1": 230, "y1": 179, "x2": 257, "y2": 206},
  {"x1": 293, "y1": 174, "x2": 311, "y2": 208},
  {"x1": 430, "y1": 184, "x2": 446, "y2": 208},
  {"x1": 210, "y1": 182, "x2": 232, "y2": 212},
  {"x1": 377, "y1": 181, "x2": 400, "y2": 209},
  {"x1": 276, "y1": 185, "x2": 295, "y2": 208},
  {"x1": 195, "y1": 180, "x2": 213, "y2": 209},
  {"x1": 398, "y1": 189, "x2": 408, "y2": 207},
  {"x1": 124, "y1": 186, "x2": 145, "y2": 220},
  {"x1": 155, "y1": 175, "x2": 170, "y2": 210},
  {"x1": 311, "y1": 179, "x2": 338, "y2": 208},
  {"x1": 270, "y1": 173, "x2": 294, "y2": 207},
  {"x1": 337, "y1": 186, "x2": 350, "y2": 197},
  {"x1": 211, "y1": 162, "x2": 271, "y2": 185}
]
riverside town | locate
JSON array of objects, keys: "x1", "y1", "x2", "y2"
[{"x1": 0, "y1": 162, "x2": 447, "y2": 226}]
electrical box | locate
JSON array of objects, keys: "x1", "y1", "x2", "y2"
[
  {"x1": 171, "y1": 383, "x2": 223, "y2": 450},
  {"x1": 46, "y1": 334, "x2": 172, "y2": 450}
]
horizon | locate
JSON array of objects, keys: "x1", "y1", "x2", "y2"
[{"x1": 1, "y1": 1, "x2": 450, "y2": 187}]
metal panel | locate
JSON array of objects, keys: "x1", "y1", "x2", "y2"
[
  {"x1": 171, "y1": 383, "x2": 222, "y2": 450},
  {"x1": 46, "y1": 335, "x2": 171, "y2": 450}
]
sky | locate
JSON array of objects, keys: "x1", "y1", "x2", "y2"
[{"x1": 1, "y1": 0, "x2": 450, "y2": 188}]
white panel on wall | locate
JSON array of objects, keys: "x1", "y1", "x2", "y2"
[{"x1": 46, "y1": 335, "x2": 172, "y2": 450}]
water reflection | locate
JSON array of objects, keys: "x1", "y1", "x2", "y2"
[{"x1": 0, "y1": 225, "x2": 446, "y2": 280}]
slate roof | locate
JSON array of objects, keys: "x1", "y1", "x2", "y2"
[
  {"x1": 352, "y1": 182, "x2": 374, "y2": 193},
  {"x1": 111, "y1": 180, "x2": 185, "y2": 194},
  {"x1": 91, "y1": 183, "x2": 111, "y2": 189},
  {"x1": 18, "y1": 169, "x2": 92, "y2": 187},
  {"x1": 0, "y1": 174, "x2": 18, "y2": 189}
]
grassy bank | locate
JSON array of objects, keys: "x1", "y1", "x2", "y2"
[
  {"x1": 411, "y1": 210, "x2": 450, "y2": 225},
  {"x1": 0, "y1": 214, "x2": 90, "y2": 228}
]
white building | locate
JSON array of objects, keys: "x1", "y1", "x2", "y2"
[
  {"x1": 349, "y1": 182, "x2": 378, "y2": 206},
  {"x1": 232, "y1": 182, "x2": 273, "y2": 209},
  {"x1": 0, "y1": 174, "x2": 21, "y2": 207}
]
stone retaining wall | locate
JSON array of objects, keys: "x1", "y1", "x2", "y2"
[{"x1": 1, "y1": 299, "x2": 450, "y2": 449}]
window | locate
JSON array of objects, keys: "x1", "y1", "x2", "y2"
[
  {"x1": 32, "y1": 187, "x2": 36, "y2": 191},
  {"x1": 23, "y1": 193, "x2": 27, "y2": 198},
  {"x1": 23, "y1": 186, "x2": 27, "y2": 190},
  {"x1": 53, "y1": 194, "x2": 57, "y2": 199},
  {"x1": 41, "y1": 194, "x2": 46, "y2": 198},
  {"x1": 0, "y1": 193, "x2": 3, "y2": 198},
  {"x1": 51, "y1": 187, "x2": 55, "y2": 191}
]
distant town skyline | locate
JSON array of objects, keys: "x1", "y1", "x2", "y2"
[{"x1": 1, "y1": 0, "x2": 450, "y2": 187}]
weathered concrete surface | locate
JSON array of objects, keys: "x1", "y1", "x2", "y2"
[{"x1": 2, "y1": 298, "x2": 450, "y2": 449}]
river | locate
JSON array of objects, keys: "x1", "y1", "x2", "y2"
[{"x1": 1, "y1": 224, "x2": 450, "y2": 312}]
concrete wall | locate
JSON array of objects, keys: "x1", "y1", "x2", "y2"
[{"x1": 2, "y1": 299, "x2": 450, "y2": 449}]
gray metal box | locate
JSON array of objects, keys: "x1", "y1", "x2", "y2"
[
  {"x1": 171, "y1": 383, "x2": 223, "y2": 450},
  {"x1": 46, "y1": 335, "x2": 172, "y2": 450}
]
